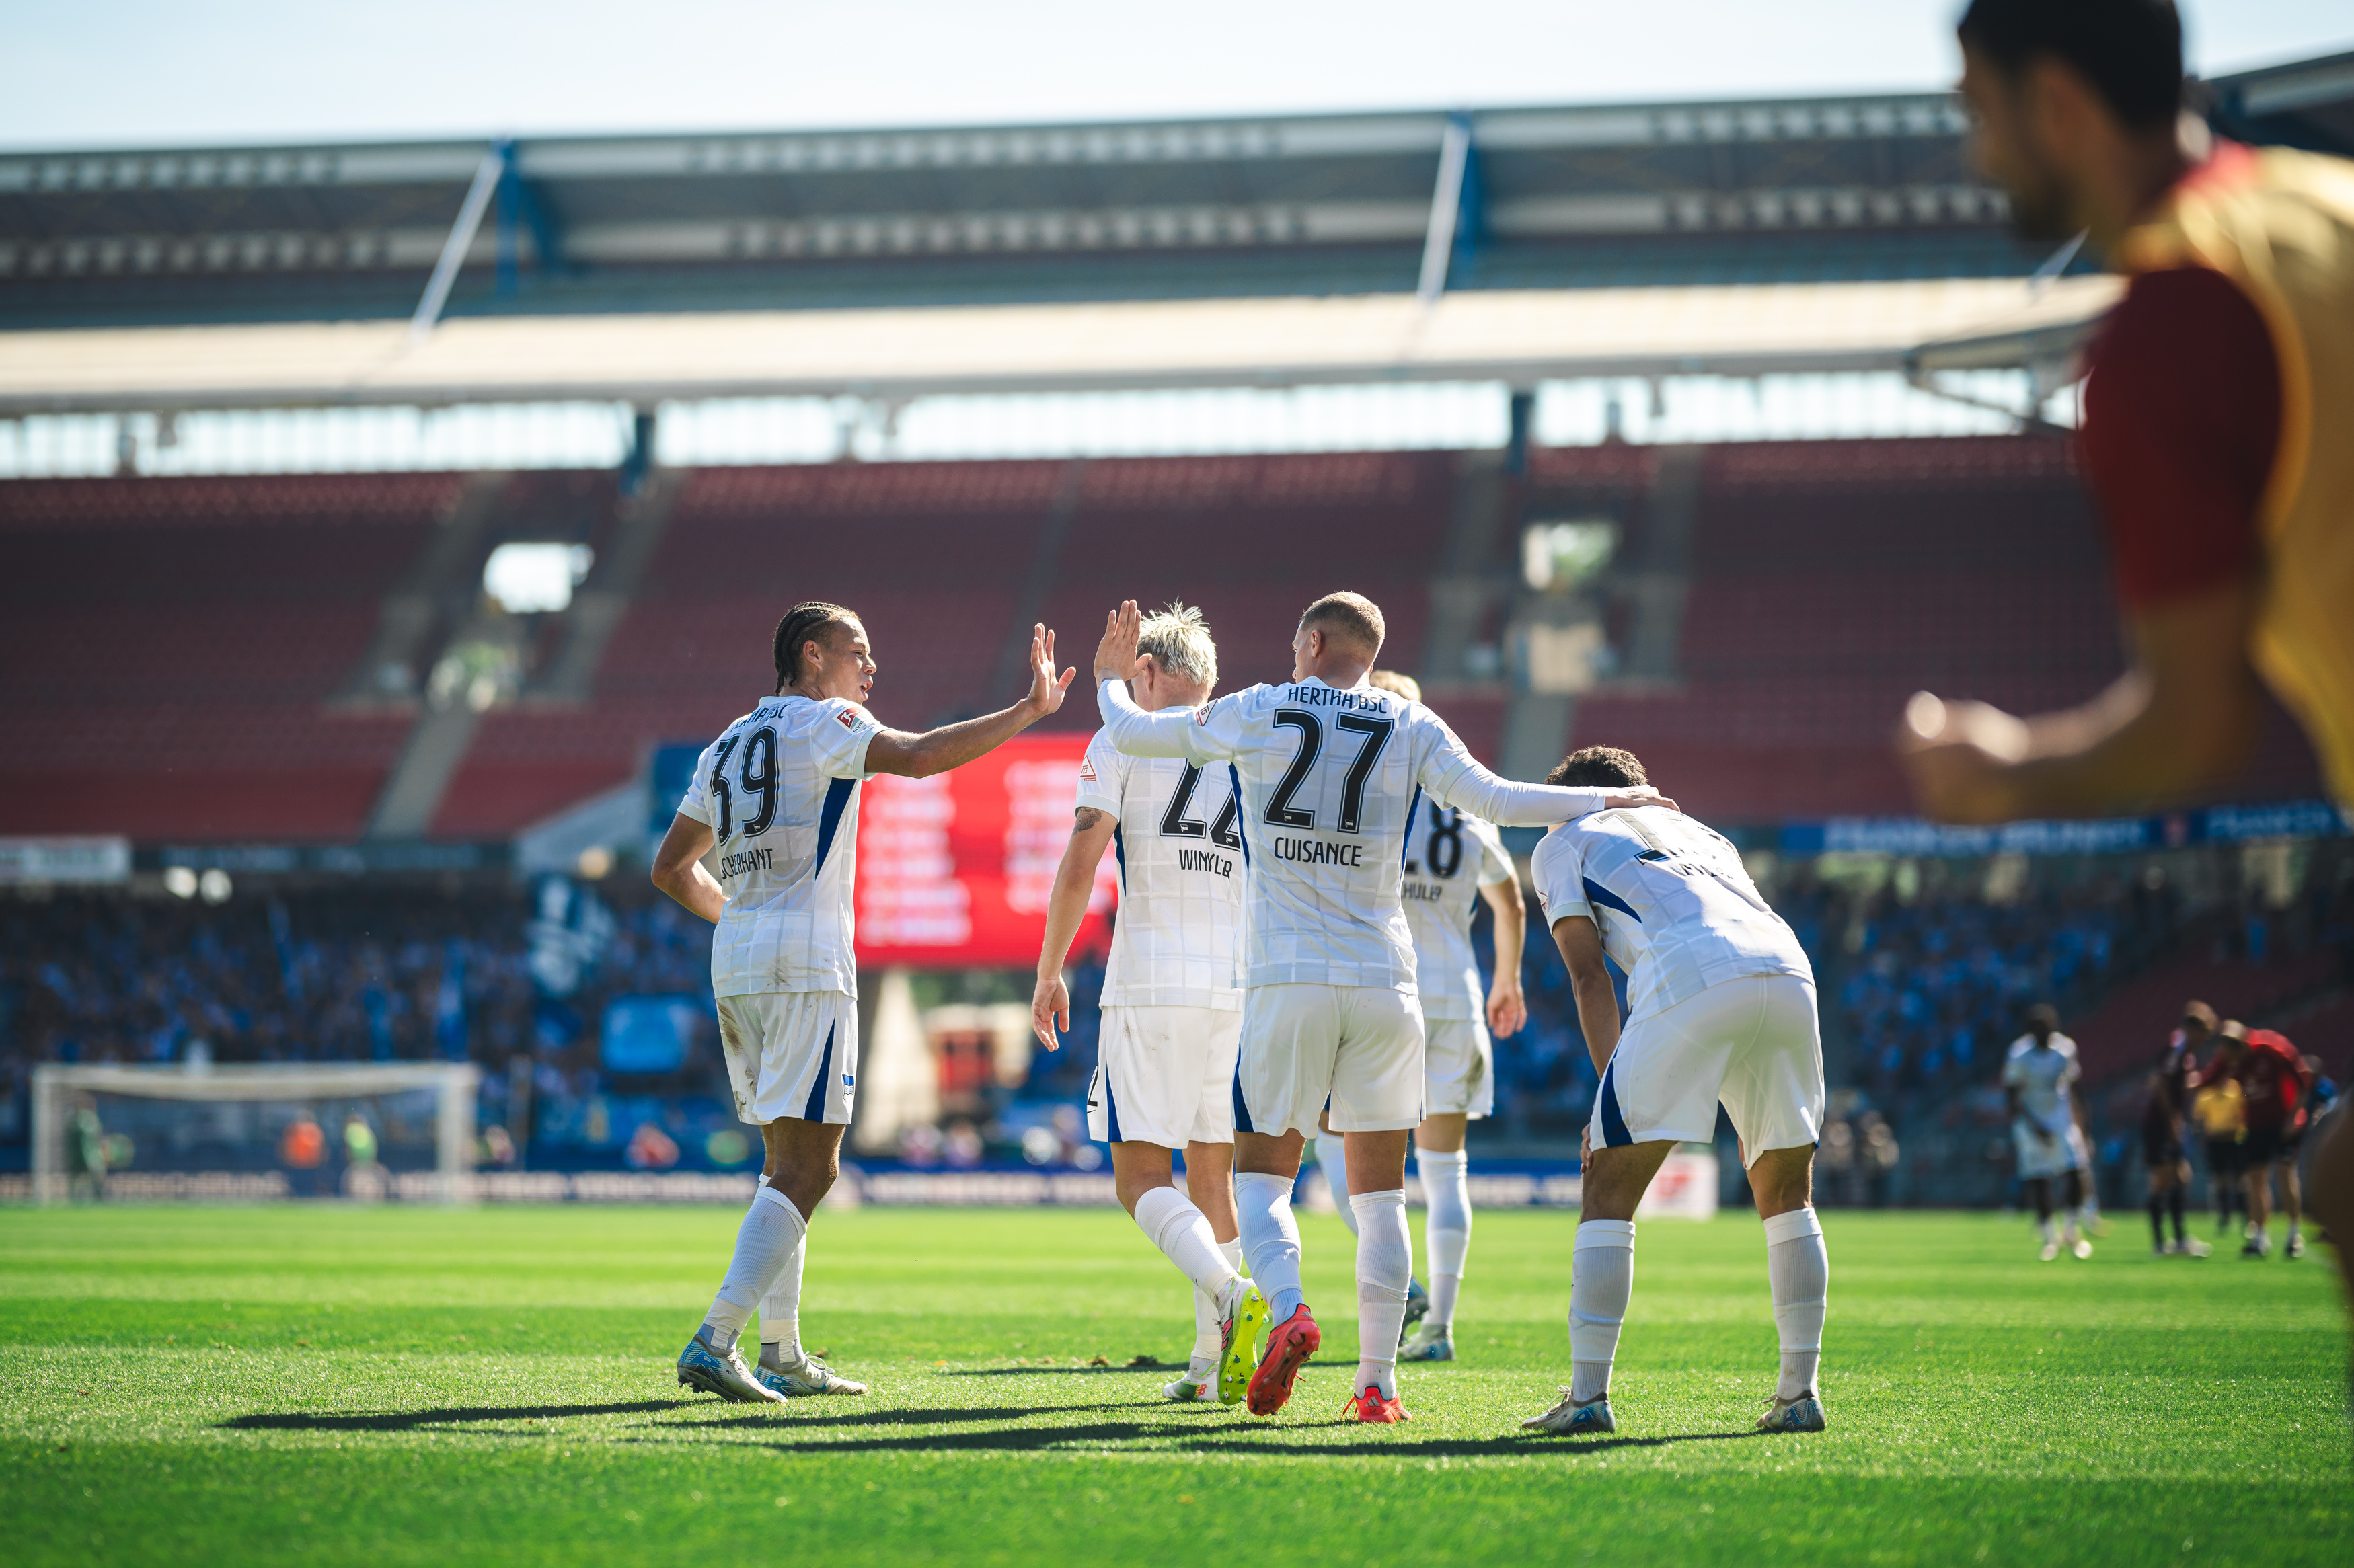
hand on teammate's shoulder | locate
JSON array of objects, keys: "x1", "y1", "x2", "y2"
[{"x1": 1605, "y1": 785, "x2": 1679, "y2": 813}]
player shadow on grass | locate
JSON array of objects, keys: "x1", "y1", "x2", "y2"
[
  {"x1": 630, "y1": 1409, "x2": 1767, "y2": 1458},
  {"x1": 939, "y1": 1364, "x2": 1176, "y2": 1377},
  {"x1": 652, "y1": 1402, "x2": 1145, "y2": 1431},
  {"x1": 219, "y1": 1399, "x2": 688, "y2": 1432}
]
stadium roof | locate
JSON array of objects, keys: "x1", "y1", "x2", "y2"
[
  {"x1": 1, "y1": 92, "x2": 2050, "y2": 331},
  {"x1": 4, "y1": 59, "x2": 2342, "y2": 418},
  {"x1": 0, "y1": 276, "x2": 2118, "y2": 415}
]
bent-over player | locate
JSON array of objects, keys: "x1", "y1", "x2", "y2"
[
  {"x1": 1091, "y1": 595, "x2": 1668, "y2": 1423},
  {"x1": 654, "y1": 602, "x2": 1075, "y2": 1404},
  {"x1": 1520, "y1": 746, "x2": 1828, "y2": 1438},
  {"x1": 1032, "y1": 604, "x2": 1268, "y2": 1405}
]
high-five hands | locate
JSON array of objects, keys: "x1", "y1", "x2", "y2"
[
  {"x1": 1094, "y1": 602, "x2": 1149, "y2": 684},
  {"x1": 1024, "y1": 623, "x2": 1077, "y2": 717}
]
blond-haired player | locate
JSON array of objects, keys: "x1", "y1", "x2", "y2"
[{"x1": 1033, "y1": 604, "x2": 1266, "y2": 1405}]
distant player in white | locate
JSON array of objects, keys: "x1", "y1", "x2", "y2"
[
  {"x1": 1519, "y1": 745, "x2": 1831, "y2": 1439},
  {"x1": 1032, "y1": 604, "x2": 1268, "y2": 1406},
  {"x1": 652, "y1": 600, "x2": 1077, "y2": 1405},
  {"x1": 1314, "y1": 669, "x2": 1527, "y2": 1366},
  {"x1": 2006, "y1": 1004, "x2": 2094, "y2": 1262},
  {"x1": 1090, "y1": 595, "x2": 1670, "y2": 1424}
]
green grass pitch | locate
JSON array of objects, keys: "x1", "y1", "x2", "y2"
[{"x1": 3, "y1": 1203, "x2": 2347, "y2": 1567}]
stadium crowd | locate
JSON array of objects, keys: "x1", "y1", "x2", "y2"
[{"x1": 2, "y1": 846, "x2": 2346, "y2": 1186}]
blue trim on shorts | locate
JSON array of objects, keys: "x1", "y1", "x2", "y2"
[
  {"x1": 804, "y1": 1022, "x2": 837, "y2": 1122},
  {"x1": 1597, "y1": 1060, "x2": 1632, "y2": 1148},
  {"x1": 1231, "y1": 1054, "x2": 1256, "y2": 1136},
  {"x1": 814, "y1": 777, "x2": 857, "y2": 875},
  {"x1": 1104, "y1": 1066, "x2": 1125, "y2": 1143},
  {"x1": 1583, "y1": 877, "x2": 1641, "y2": 923}
]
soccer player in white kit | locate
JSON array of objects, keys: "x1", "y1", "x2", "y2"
[
  {"x1": 1032, "y1": 604, "x2": 1269, "y2": 1406},
  {"x1": 2005, "y1": 1004, "x2": 2094, "y2": 1261},
  {"x1": 1314, "y1": 670, "x2": 1527, "y2": 1366},
  {"x1": 1090, "y1": 596, "x2": 1670, "y2": 1423},
  {"x1": 653, "y1": 601, "x2": 1076, "y2": 1405},
  {"x1": 1518, "y1": 746, "x2": 1831, "y2": 1438}
]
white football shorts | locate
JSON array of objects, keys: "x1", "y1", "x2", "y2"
[
  {"x1": 1424, "y1": 1016, "x2": 1495, "y2": 1120},
  {"x1": 1593, "y1": 974, "x2": 1823, "y2": 1160},
  {"x1": 2014, "y1": 1121, "x2": 2090, "y2": 1181},
  {"x1": 716, "y1": 990, "x2": 858, "y2": 1126},
  {"x1": 1086, "y1": 1005, "x2": 1243, "y2": 1149},
  {"x1": 1236, "y1": 984, "x2": 1425, "y2": 1138}
]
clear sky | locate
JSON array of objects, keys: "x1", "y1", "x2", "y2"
[{"x1": 6, "y1": 0, "x2": 2348, "y2": 149}]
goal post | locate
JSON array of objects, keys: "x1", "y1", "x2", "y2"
[{"x1": 31, "y1": 1062, "x2": 479, "y2": 1205}]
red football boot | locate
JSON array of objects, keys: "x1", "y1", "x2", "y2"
[
  {"x1": 1245, "y1": 1304, "x2": 1320, "y2": 1416},
  {"x1": 1342, "y1": 1384, "x2": 1410, "y2": 1423}
]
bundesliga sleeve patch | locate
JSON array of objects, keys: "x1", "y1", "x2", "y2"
[
  {"x1": 837, "y1": 707, "x2": 859, "y2": 728},
  {"x1": 1078, "y1": 757, "x2": 1097, "y2": 781}
]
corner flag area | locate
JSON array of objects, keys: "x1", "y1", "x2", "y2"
[{"x1": 4, "y1": 1204, "x2": 2344, "y2": 1567}]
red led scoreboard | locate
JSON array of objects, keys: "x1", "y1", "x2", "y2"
[{"x1": 853, "y1": 733, "x2": 1116, "y2": 968}]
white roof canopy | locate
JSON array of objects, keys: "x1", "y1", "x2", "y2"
[{"x1": 0, "y1": 275, "x2": 2117, "y2": 416}]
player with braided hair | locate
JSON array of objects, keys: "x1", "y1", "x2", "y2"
[{"x1": 655, "y1": 601, "x2": 1076, "y2": 1405}]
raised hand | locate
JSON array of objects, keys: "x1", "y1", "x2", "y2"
[
  {"x1": 1092, "y1": 601, "x2": 1147, "y2": 684},
  {"x1": 1024, "y1": 623, "x2": 1077, "y2": 716}
]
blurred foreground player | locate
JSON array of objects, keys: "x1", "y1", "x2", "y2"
[
  {"x1": 2195, "y1": 1025, "x2": 2250, "y2": 1236},
  {"x1": 653, "y1": 602, "x2": 1076, "y2": 1404},
  {"x1": 1030, "y1": 604, "x2": 1267, "y2": 1405},
  {"x1": 1090, "y1": 596, "x2": 1668, "y2": 1423},
  {"x1": 1519, "y1": 747, "x2": 1828, "y2": 1438},
  {"x1": 1899, "y1": 0, "x2": 2354, "y2": 1355},
  {"x1": 2005, "y1": 1005, "x2": 2093, "y2": 1261},
  {"x1": 2142, "y1": 1005, "x2": 2211, "y2": 1256}
]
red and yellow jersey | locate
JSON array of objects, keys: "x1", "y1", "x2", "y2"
[{"x1": 2111, "y1": 143, "x2": 2354, "y2": 804}]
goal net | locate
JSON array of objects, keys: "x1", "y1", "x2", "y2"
[{"x1": 30, "y1": 1063, "x2": 479, "y2": 1204}]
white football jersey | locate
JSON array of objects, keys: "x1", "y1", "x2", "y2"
[
  {"x1": 1530, "y1": 807, "x2": 1811, "y2": 1022},
  {"x1": 2002, "y1": 1034, "x2": 2081, "y2": 1135},
  {"x1": 1074, "y1": 729, "x2": 1244, "y2": 1011},
  {"x1": 676, "y1": 693, "x2": 883, "y2": 999},
  {"x1": 1096, "y1": 676, "x2": 1613, "y2": 991},
  {"x1": 1401, "y1": 804, "x2": 1515, "y2": 1021}
]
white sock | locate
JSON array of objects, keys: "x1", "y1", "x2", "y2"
[
  {"x1": 701, "y1": 1183, "x2": 808, "y2": 1350},
  {"x1": 1236, "y1": 1171, "x2": 1306, "y2": 1323},
  {"x1": 1569, "y1": 1219, "x2": 1636, "y2": 1404},
  {"x1": 2037, "y1": 1216, "x2": 2055, "y2": 1245},
  {"x1": 1318, "y1": 1130, "x2": 1357, "y2": 1236},
  {"x1": 1763, "y1": 1207, "x2": 1827, "y2": 1401},
  {"x1": 2063, "y1": 1207, "x2": 2083, "y2": 1242},
  {"x1": 757, "y1": 1223, "x2": 806, "y2": 1368},
  {"x1": 1193, "y1": 1235, "x2": 1246, "y2": 1360},
  {"x1": 1135, "y1": 1187, "x2": 1238, "y2": 1362},
  {"x1": 1417, "y1": 1148, "x2": 1470, "y2": 1330},
  {"x1": 1352, "y1": 1189, "x2": 1412, "y2": 1399}
]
